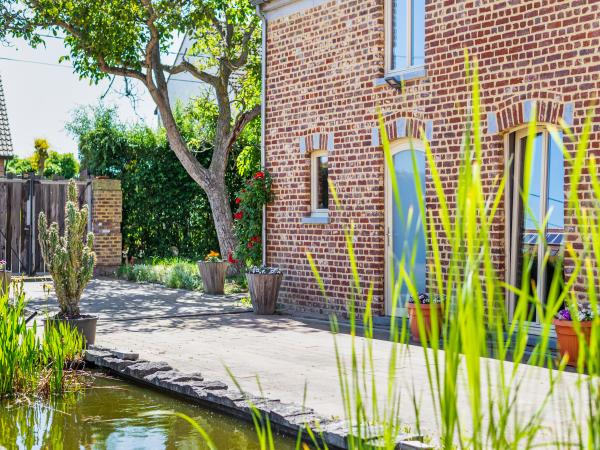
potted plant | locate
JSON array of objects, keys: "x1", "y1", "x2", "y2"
[
  {"x1": 553, "y1": 304, "x2": 595, "y2": 367},
  {"x1": 0, "y1": 259, "x2": 9, "y2": 296},
  {"x1": 38, "y1": 180, "x2": 97, "y2": 346},
  {"x1": 197, "y1": 251, "x2": 229, "y2": 295},
  {"x1": 246, "y1": 266, "x2": 283, "y2": 315},
  {"x1": 407, "y1": 293, "x2": 444, "y2": 341}
]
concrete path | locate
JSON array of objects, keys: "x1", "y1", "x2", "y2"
[
  {"x1": 24, "y1": 277, "x2": 250, "y2": 320},
  {"x1": 23, "y1": 278, "x2": 588, "y2": 446}
]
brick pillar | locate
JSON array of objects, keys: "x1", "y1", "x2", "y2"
[{"x1": 91, "y1": 178, "x2": 122, "y2": 275}]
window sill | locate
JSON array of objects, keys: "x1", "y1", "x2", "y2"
[
  {"x1": 301, "y1": 213, "x2": 329, "y2": 225},
  {"x1": 375, "y1": 66, "x2": 427, "y2": 87}
]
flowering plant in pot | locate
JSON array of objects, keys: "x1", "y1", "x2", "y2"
[
  {"x1": 246, "y1": 266, "x2": 283, "y2": 315},
  {"x1": 407, "y1": 293, "x2": 444, "y2": 342},
  {"x1": 38, "y1": 180, "x2": 97, "y2": 346},
  {"x1": 553, "y1": 303, "x2": 596, "y2": 367},
  {"x1": 197, "y1": 251, "x2": 228, "y2": 295},
  {"x1": 0, "y1": 259, "x2": 9, "y2": 296}
]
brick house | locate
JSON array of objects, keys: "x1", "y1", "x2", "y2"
[{"x1": 254, "y1": 0, "x2": 599, "y2": 327}]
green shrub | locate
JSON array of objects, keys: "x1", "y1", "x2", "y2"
[
  {"x1": 163, "y1": 263, "x2": 201, "y2": 290},
  {"x1": 131, "y1": 265, "x2": 159, "y2": 284}
]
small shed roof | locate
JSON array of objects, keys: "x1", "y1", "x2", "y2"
[{"x1": 0, "y1": 74, "x2": 14, "y2": 158}]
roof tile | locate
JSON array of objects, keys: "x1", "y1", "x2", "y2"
[{"x1": 0, "y1": 73, "x2": 14, "y2": 158}]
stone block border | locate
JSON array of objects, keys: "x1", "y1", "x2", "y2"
[{"x1": 85, "y1": 346, "x2": 433, "y2": 450}]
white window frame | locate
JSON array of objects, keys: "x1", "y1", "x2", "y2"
[
  {"x1": 506, "y1": 125, "x2": 563, "y2": 333},
  {"x1": 311, "y1": 150, "x2": 328, "y2": 215},
  {"x1": 384, "y1": 0, "x2": 426, "y2": 77}
]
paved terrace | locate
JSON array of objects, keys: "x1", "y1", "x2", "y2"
[{"x1": 24, "y1": 278, "x2": 588, "y2": 446}]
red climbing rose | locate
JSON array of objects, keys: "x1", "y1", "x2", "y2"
[
  {"x1": 253, "y1": 171, "x2": 265, "y2": 180},
  {"x1": 227, "y1": 252, "x2": 239, "y2": 264},
  {"x1": 233, "y1": 211, "x2": 243, "y2": 220}
]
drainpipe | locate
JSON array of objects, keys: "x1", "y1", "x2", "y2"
[{"x1": 257, "y1": 4, "x2": 268, "y2": 266}]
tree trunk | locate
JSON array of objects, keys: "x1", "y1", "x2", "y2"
[
  {"x1": 205, "y1": 175, "x2": 237, "y2": 262},
  {"x1": 149, "y1": 87, "x2": 239, "y2": 263}
]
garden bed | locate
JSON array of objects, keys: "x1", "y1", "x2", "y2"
[{"x1": 116, "y1": 258, "x2": 247, "y2": 295}]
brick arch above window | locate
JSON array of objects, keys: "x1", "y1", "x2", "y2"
[
  {"x1": 487, "y1": 98, "x2": 574, "y2": 135},
  {"x1": 299, "y1": 132, "x2": 334, "y2": 155},
  {"x1": 371, "y1": 116, "x2": 433, "y2": 147}
]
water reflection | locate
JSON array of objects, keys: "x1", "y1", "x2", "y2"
[{"x1": 0, "y1": 373, "x2": 295, "y2": 450}]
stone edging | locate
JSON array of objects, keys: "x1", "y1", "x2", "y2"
[{"x1": 85, "y1": 346, "x2": 433, "y2": 450}]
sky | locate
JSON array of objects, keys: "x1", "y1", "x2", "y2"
[{"x1": 0, "y1": 36, "x2": 174, "y2": 158}]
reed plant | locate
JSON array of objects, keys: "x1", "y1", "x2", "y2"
[
  {"x1": 0, "y1": 280, "x2": 86, "y2": 398},
  {"x1": 182, "y1": 55, "x2": 598, "y2": 449},
  {"x1": 304, "y1": 54, "x2": 598, "y2": 450}
]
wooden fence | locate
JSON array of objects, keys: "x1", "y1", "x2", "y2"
[{"x1": 0, "y1": 176, "x2": 91, "y2": 274}]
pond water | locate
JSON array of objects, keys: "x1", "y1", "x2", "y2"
[{"x1": 0, "y1": 372, "x2": 296, "y2": 450}]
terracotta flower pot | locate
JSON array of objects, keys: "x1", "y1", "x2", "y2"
[
  {"x1": 44, "y1": 315, "x2": 98, "y2": 347},
  {"x1": 553, "y1": 319, "x2": 593, "y2": 367},
  {"x1": 197, "y1": 261, "x2": 229, "y2": 295},
  {"x1": 246, "y1": 273, "x2": 283, "y2": 315},
  {"x1": 0, "y1": 270, "x2": 10, "y2": 296},
  {"x1": 407, "y1": 303, "x2": 443, "y2": 341}
]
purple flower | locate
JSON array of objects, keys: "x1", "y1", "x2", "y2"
[{"x1": 556, "y1": 308, "x2": 572, "y2": 321}]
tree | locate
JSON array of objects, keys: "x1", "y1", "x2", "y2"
[
  {"x1": 66, "y1": 103, "x2": 259, "y2": 259},
  {"x1": 5, "y1": 155, "x2": 35, "y2": 175},
  {"x1": 33, "y1": 137, "x2": 49, "y2": 176},
  {"x1": 1, "y1": 0, "x2": 262, "y2": 260},
  {"x1": 44, "y1": 151, "x2": 80, "y2": 179},
  {"x1": 6, "y1": 151, "x2": 79, "y2": 178}
]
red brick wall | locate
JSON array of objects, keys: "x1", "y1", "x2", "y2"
[{"x1": 264, "y1": 0, "x2": 600, "y2": 316}]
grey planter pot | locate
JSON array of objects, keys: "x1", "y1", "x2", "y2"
[
  {"x1": 44, "y1": 315, "x2": 98, "y2": 347},
  {"x1": 246, "y1": 273, "x2": 283, "y2": 315},
  {"x1": 198, "y1": 261, "x2": 229, "y2": 295}
]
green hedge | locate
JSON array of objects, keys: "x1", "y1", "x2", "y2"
[{"x1": 67, "y1": 102, "x2": 260, "y2": 260}]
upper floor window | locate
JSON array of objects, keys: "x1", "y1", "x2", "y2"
[{"x1": 386, "y1": 0, "x2": 426, "y2": 74}]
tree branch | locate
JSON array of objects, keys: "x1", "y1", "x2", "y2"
[
  {"x1": 163, "y1": 59, "x2": 220, "y2": 87},
  {"x1": 225, "y1": 105, "x2": 261, "y2": 151},
  {"x1": 95, "y1": 54, "x2": 146, "y2": 82},
  {"x1": 139, "y1": 0, "x2": 160, "y2": 87},
  {"x1": 36, "y1": 9, "x2": 148, "y2": 83},
  {"x1": 229, "y1": 22, "x2": 258, "y2": 70}
]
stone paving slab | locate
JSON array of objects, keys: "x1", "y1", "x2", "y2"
[{"x1": 23, "y1": 277, "x2": 250, "y2": 320}]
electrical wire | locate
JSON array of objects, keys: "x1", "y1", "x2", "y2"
[{"x1": 0, "y1": 55, "x2": 207, "y2": 84}]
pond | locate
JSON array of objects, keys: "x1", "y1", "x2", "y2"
[{"x1": 0, "y1": 372, "x2": 297, "y2": 450}]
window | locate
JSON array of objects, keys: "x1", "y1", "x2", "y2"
[
  {"x1": 386, "y1": 0, "x2": 426, "y2": 74},
  {"x1": 311, "y1": 150, "x2": 329, "y2": 213},
  {"x1": 507, "y1": 128, "x2": 564, "y2": 326}
]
